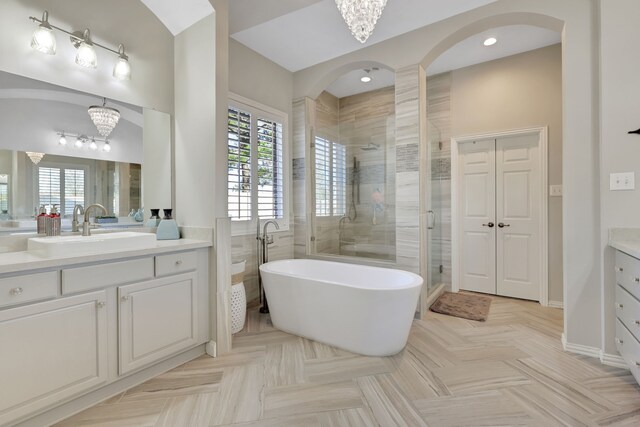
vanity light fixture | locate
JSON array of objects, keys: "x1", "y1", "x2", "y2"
[
  {"x1": 58, "y1": 132, "x2": 67, "y2": 146},
  {"x1": 102, "y1": 140, "x2": 112, "y2": 153},
  {"x1": 29, "y1": 11, "x2": 131, "y2": 79},
  {"x1": 335, "y1": 0, "x2": 388, "y2": 43},
  {"x1": 483, "y1": 37, "x2": 498, "y2": 46},
  {"x1": 26, "y1": 152, "x2": 45, "y2": 165},
  {"x1": 30, "y1": 11, "x2": 56, "y2": 55},
  {"x1": 88, "y1": 98, "x2": 121, "y2": 137},
  {"x1": 74, "y1": 136, "x2": 84, "y2": 148},
  {"x1": 113, "y1": 44, "x2": 131, "y2": 80},
  {"x1": 74, "y1": 30, "x2": 97, "y2": 69},
  {"x1": 89, "y1": 137, "x2": 98, "y2": 151},
  {"x1": 57, "y1": 131, "x2": 110, "y2": 151}
]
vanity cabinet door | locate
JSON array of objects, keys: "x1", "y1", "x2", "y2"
[
  {"x1": 0, "y1": 291, "x2": 108, "y2": 425},
  {"x1": 118, "y1": 273, "x2": 198, "y2": 375}
]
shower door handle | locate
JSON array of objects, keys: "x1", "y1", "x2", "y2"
[{"x1": 427, "y1": 210, "x2": 436, "y2": 230}]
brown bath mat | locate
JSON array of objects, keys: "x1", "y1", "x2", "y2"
[{"x1": 430, "y1": 292, "x2": 492, "y2": 321}]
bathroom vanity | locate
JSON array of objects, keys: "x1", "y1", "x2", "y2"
[
  {"x1": 610, "y1": 229, "x2": 640, "y2": 385},
  {"x1": 0, "y1": 236, "x2": 211, "y2": 426}
]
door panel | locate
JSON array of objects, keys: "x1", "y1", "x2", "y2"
[
  {"x1": 459, "y1": 139, "x2": 496, "y2": 294},
  {"x1": 496, "y1": 134, "x2": 540, "y2": 301}
]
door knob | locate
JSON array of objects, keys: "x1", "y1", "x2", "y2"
[
  {"x1": 482, "y1": 222, "x2": 495, "y2": 228},
  {"x1": 498, "y1": 222, "x2": 510, "y2": 228}
]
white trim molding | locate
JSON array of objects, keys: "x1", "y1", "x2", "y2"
[
  {"x1": 548, "y1": 300, "x2": 564, "y2": 309},
  {"x1": 561, "y1": 333, "x2": 601, "y2": 358},
  {"x1": 451, "y1": 126, "x2": 549, "y2": 306},
  {"x1": 600, "y1": 351, "x2": 628, "y2": 370}
]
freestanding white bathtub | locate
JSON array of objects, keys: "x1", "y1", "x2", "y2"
[{"x1": 259, "y1": 259, "x2": 423, "y2": 356}]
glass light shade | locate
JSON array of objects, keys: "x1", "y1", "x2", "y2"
[
  {"x1": 113, "y1": 56, "x2": 131, "y2": 80},
  {"x1": 335, "y1": 0, "x2": 388, "y2": 43},
  {"x1": 88, "y1": 104, "x2": 120, "y2": 137},
  {"x1": 75, "y1": 138, "x2": 83, "y2": 148},
  {"x1": 58, "y1": 134, "x2": 67, "y2": 145},
  {"x1": 89, "y1": 139, "x2": 98, "y2": 150},
  {"x1": 102, "y1": 141, "x2": 111, "y2": 152},
  {"x1": 75, "y1": 41, "x2": 97, "y2": 69},
  {"x1": 26, "y1": 152, "x2": 45, "y2": 165},
  {"x1": 31, "y1": 25, "x2": 56, "y2": 55}
]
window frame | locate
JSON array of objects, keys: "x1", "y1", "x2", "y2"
[
  {"x1": 228, "y1": 93, "x2": 290, "y2": 236},
  {"x1": 314, "y1": 135, "x2": 347, "y2": 218},
  {"x1": 35, "y1": 162, "x2": 89, "y2": 218}
]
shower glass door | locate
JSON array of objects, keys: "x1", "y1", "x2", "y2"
[{"x1": 311, "y1": 87, "x2": 396, "y2": 262}]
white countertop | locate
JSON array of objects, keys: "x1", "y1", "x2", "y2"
[
  {"x1": 609, "y1": 228, "x2": 640, "y2": 259},
  {"x1": 0, "y1": 238, "x2": 212, "y2": 275}
]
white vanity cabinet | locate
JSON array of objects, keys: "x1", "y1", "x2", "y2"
[
  {"x1": 118, "y1": 273, "x2": 198, "y2": 375},
  {"x1": 0, "y1": 244, "x2": 211, "y2": 426},
  {"x1": 614, "y1": 250, "x2": 640, "y2": 384},
  {"x1": 0, "y1": 290, "x2": 108, "y2": 426}
]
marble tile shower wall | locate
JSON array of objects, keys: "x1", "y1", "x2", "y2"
[
  {"x1": 427, "y1": 73, "x2": 453, "y2": 287},
  {"x1": 338, "y1": 87, "x2": 396, "y2": 253},
  {"x1": 293, "y1": 98, "x2": 312, "y2": 259}
]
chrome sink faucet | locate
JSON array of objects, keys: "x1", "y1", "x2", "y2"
[
  {"x1": 71, "y1": 204, "x2": 84, "y2": 232},
  {"x1": 82, "y1": 204, "x2": 107, "y2": 236}
]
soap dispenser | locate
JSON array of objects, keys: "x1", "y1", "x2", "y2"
[{"x1": 156, "y1": 208, "x2": 179, "y2": 240}]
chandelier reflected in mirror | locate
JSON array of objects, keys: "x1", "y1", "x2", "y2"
[
  {"x1": 335, "y1": 0, "x2": 388, "y2": 43},
  {"x1": 88, "y1": 98, "x2": 120, "y2": 137},
  {"x1": 26, "y1": 152, "x2": 45, "y2": 165}
]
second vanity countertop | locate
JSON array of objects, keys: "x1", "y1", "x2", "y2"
[
  {"x1": 0, "y1": 238, "x2": 212, "y2": 275},
  {"x1": 609, "y1": 228, "x2": 640, "y2": 259}
]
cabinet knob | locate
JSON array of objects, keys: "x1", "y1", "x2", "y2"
[
  {"x1": 615, "y1": 337, "x2": 624, "y2": 344},
  {"x1": 96, "y1": 301, "x2": 106, "y2": 308},
  {"x1": 175, "y1": 260, "x2": 183, "y2": 266},
  {"x1": 635, "y1": 277, "x2": 640, "y2": 283},
  {"x1": 120, "y1": 295, "x2": 130, "y2": 302},
  {"x1": 617, "y1": 267, "x2": 624, "y2": 272},
  {"x1": 616, "y1": 303, "x2": 624, "y2": 309},
  {"x1": 635, "y1": 320, "x2": 640, "y2": 325},
  {"x1": 9, "y1": 287, "x2": 23, "y2": 296}
]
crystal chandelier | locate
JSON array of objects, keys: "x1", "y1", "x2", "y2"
[
  {"x1": 335, "y1": 0, "x2": 388, "y2": 43},
  {"x1": 88, "y1": 98, "x2": 120, "y2": 137},
  {"x1": 26, "y1": 152, "x2": 45, "y2": 165}
]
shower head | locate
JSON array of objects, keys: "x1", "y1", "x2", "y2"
[{"x1": 359, "y1": 143, "x2": 380, "y2": 151}]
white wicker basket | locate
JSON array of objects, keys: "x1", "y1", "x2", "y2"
[{"x1": 231, "y1": 260, "x2": 246, "y2": 334}]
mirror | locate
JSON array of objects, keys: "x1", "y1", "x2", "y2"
[
  {"x1": 311, "y1": 67, "x2": 396, "y2": 261},
  {"x1": 0, "y1": 70, "x2": 171, "y2": 233}
]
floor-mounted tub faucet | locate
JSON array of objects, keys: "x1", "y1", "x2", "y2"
[{"x1": 257, "y1": 219, "x2": 279, "y2": 314}]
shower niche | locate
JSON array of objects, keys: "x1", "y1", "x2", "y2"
[{"x1": 311, "y1": 68, "x2": 396, "y2": 262}]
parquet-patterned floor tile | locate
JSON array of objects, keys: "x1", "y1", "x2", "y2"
[{"x1": 54, "y1": 294, "x2": 640, "y2": 427}]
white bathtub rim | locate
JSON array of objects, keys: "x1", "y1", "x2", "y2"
[{"x1": 259, "y1": 259, "x2": 423, "y2": 291}]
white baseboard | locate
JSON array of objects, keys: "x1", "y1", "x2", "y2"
[
  {"x1": 561, "y1": 333, "x2": 601, "y2": 358},
  {"x1": 561, "y1": 334, "x2": 630, "y2": 370},
  {"x1": 600, "y1": 351, "x2": 629, "y2": 370},
  {"x1": 548, "y1": 300, "x2": 564, "y2": 309}
]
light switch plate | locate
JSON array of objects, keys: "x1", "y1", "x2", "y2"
[
  {"x1": 610, "y1": 172, "x2": 635, "y2": 191},
  {"x1": 549, "y1": 185, "x2": 563, "y2": 197}
]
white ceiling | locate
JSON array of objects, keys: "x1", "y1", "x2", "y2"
[
  {"x1": 325, "y1": 68, "x2": 396, "y2": 98},
  {"x1": 140, "y1": 0, "x2": 213, "y2": 35},
  {"x1": 230, "y1": 0, "x2": 497, "y2": 72},
  {"x1": 426, "y1": 25, "x2": 561, "y2": 76}
]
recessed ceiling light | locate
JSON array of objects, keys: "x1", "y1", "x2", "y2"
[
  {"x1": 360, "y1": 75, "x2": 372, "y2": 83},
  {"x1": 483, "y1": 37, "x2": 497, "y2": 46}
]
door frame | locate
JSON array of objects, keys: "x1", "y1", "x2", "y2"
[{"x1": 451, "y1": 126, "x2": 549, "y2": 306}]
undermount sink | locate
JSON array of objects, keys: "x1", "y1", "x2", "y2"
[{"x1": 28, "y1": 232, "x2": 158, "y2": 258}]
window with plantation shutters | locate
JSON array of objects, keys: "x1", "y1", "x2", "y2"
[
  {"x1": 0, "y1": 174, "x2": 8, "y2": 213},
  {"x1": 315, "y1": 137, "x2": 346, "y2": 217},
  {"x1": 38, "y1": 166, "x2": 86, "y2": 215},
  {"x1": 228, "y1": 95, "x2": 289, "y2": 234},
  {"x1": 228, "y1": 107, "x2": 252, "y2": 221}
]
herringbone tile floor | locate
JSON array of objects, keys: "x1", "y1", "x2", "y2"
[{"x1": 56, "y1": 295, "x2": 640, "y2": 426}]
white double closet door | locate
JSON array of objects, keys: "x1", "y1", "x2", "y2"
[{"x1": 458, "y1": 134, "x2": 541, "y2": 301}]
